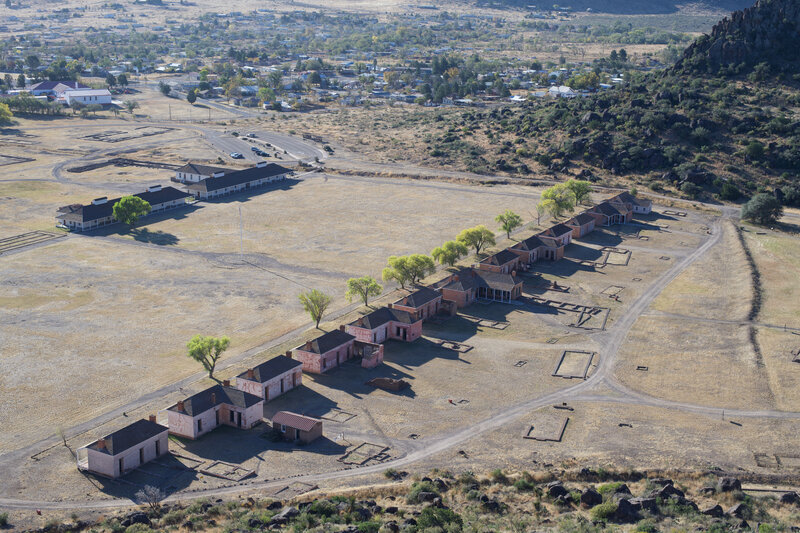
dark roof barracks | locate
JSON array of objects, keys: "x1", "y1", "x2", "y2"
[
  {"x1": 237, "y1": 355, "x2": 302, "y2": 383},
  {"x1": 167, "y1": 385, "x2": 262, "y2": 417},
  {"x1": 184, "y1": 162, "x2": 291, "y2": 198},
  {"x1": 55, "y1": 185, "x2": 191, "y2": 231},
  {"x1": 87, "y1": 418, "x2": 167, "y2": 455}
]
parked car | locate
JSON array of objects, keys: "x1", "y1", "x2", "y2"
[
  {"x1": 246, "y1": 133, "x2": 257, "y2": 138},
  {"x1": 230, "y1": 152, "x2": 243, "y2": 159},
  {"x1": 250, "y1": 146, "x2": 259, "y2": 152}
]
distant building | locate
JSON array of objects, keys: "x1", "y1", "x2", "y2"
[
  {"x1": 166, "y1": 384, "x2": 264, "y2": 440},
  {"x1": 435, "y1": 268, "x2": 523, "y2": 306},
  {"x1": 391, "y1": 286, "x2": 442, "y2": 321},
  {"x1": 478, "y1": 249, "x2": 521, "y2": 274},
  {"x1": 609, "y1": 191, "x2": 652, "y2": 215},
  {"x1": 184, "y1": 162, "x2": 291, "y2": 200},
  {"x1": 174, "y1": 163, "x2": 230, "y2": 183},
  {"x1": 64, "y1": 89, "x2": 112, "y2": 106},
  {"x1": 77, "y1": 417, "x2": 168, "y2": 479},
  {"x1": 235, "y1": 355, "x2": 303, "y2": 402},
  {"x1": 291, "y1": 328, "x2": 356, "y2": 374},
  {"x1": 564, "y1": 212, "x2": 596, "y2": 239},
  {"x1": 29, "y1": 80, "x2": 89, "y2": 97},
  {"x1": 55, "y1": 185, "x2": 191, "y2": 232},
  {"x1": 345, "y1": 306, "x2": 423, "y2": 344}
]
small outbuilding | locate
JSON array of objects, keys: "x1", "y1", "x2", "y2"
[
  {"x1": 77, "y1": 417, "x2": 168, "y2": 479},
  {"x1": 391, "y1": 286, "x2": 442, "y2": 320},
  {"x1": 565, "y1": 212, "x2": 596, "y2": 239},
  {"x1": 271, "y1": 411, "x2": 323, "y2": 444}
]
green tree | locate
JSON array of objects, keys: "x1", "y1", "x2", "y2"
[
  {"x1": 382, "y1": 254, "x2": 436, "y2": 289},
  {"x1": 456, "y1": 225, "x2": 496, "y2": 255},
  {"x1": 299, "y1": 289, "x2": 332, "y2": 328},
  {"x1": 124, "y1": 100, "x2": 139, "y2": 114},
  {"x1": 25, "y1": 54, "x2": 40, "y2": 70},
  {"x1": 117, "y1": 73, "x2": 128, "y2": 87},
  {"x1": 16, "y1": 73, "x2": 25, "y2": 88},
  {"x1": 741, "y1": 193, "x2": 783, "y2": 225},
  {"x1": 0, "y1": 102, "x2": 13, "y2": 125},
  {"x1": 538, "y1": 183, "x2": 576, "y2": 218},
  {"x1": 158, "y1": 81, "x2": 171, "y2": 96},
  {"x1": 186, "y1": 335, "x2": 230, "y2": 379},
  {"x1": 186, "y1": 89, "x2": 197, "y2": 104},
  {"x1": 268, "y1": 70, "x2": 283, "y2": 90},
  {"x1": 566, "y1": 179, "x2": 592, "y2": 205},
  {"x1": 495, "y1": 210, "x2": 523, "y2": 239},
  {"x1": 345, "y1": 276, "x2": 383, "y2": 307},
  {"x1": 431, "y1": 240, "x2": 468, "y2": 267},
  {"x1": 105, "y1": 73, "x2": 116, "y2": 87},
  {"x1": 112, "y1": 195, "x2": 151, "y2": 227}
]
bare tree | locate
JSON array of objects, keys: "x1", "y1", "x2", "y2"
[{"x1": 135, "y1": 485, "x2": 165, "y2": 511}]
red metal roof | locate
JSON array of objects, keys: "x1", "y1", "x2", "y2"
[{"x1": 272, "y1": 411, "x2": 321, "y2": 432}]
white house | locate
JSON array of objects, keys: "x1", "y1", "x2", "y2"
[
  {"x1": 174, "y1": 163, "x2": 230, "y2": 183},
  {"x1": 549, "y1": 86, "x2": 576, "y2": 98},
  {"x1": 64, "y1": 89, "x2": 112, "y2": 106},
  {"x1": 77, "y1": 417, "x2": 168, "y2": 479}
]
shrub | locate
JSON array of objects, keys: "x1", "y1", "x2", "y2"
[
  {"x1": 590, "y1": 501, "x2": 618, "y2": 521},
  {"x1": 490, "y1": 469, "x2": 509, "y2": 485},
  {"x1": 407, "y1": 481, "x2": 439, "y2": 503},
  {"x1": 307, "y1": 500, "x2": 338, "y2": 518},
  {"x1": 741, "y1": 193, "x2": 783, "y2": 225},
  {"x1": 416, "y1": 507, "x2": 463, "y2": 531},
  {"x1": 160, "y1": 510, "x2": 186, "y2": 526},
  {"x1": 383, "y1": 468, "x2": 397, "y2": 479},
  {"x1": 597, "y1": 481, "x2": 626, "y2": 495},
  {"x1": 720, "y1": 182, "x2": 740, "y2": 200},
  {"x1": 0, "y1": 513, "x2": 8, "y2": 527},
  {"x1": 680, "y1": 182, "x2": 702, "y2": 199},
  {"x1": 635, "y1": 518, "x2": 658, "y2": 533},
  {"x1": 514, "y1": 479, "x2": 535, "y2": 492},
  {"x1": 355, "y1": 521, "x2": 381, "y2": 533}
]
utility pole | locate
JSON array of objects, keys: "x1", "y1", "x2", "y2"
[{"x1": 238, "y1": 205, "x2": 244, "y2": 262}]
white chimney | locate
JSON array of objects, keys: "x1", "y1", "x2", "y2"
[
  {"x1": 256, "y1": 161, "x2": 267, "y2": 168},
  {"x1": 91, "y1": 197, "x2": 107, "y2": 205},
  {"x1": 147, "y1": 185, "x2": 162, "y2": 193},
  {"x1": 212, "y1": 171, "x2": 225, "y2": 178}
]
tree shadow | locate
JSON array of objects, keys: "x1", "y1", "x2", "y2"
[{"x1": 131, "y1": 227, "x2": 180, "y2": 245}]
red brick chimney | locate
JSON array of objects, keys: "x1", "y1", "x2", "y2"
[
  {"x1": 453, "y1": 274, "x2": 459, "y2": 282},
  {"x1": 286, "y1": 350, "x2": 293, "y2": 358},
  {"x1": 149, "y1": 415, "x2": 156, "y2": 423},
  {"x1": 247, "y1": 368, "x2": 255, "y2": 379},
  {"x1": 339, "y1": 325, "x2": 345, "y2": 331},
  {"x1": 177, "y1": 400, "x2": 185, "y2": 412},
  {"x1": 358, "y1": 317, "x2": 364, "y2": 327},
  {"x1": 96, "y1": 438, "x2": 106, "y2": 450},
  {"x1": 222, "y1": 379, "x2": 230, "y2": 387},
  {"x1": 304, "y1": 341, "x2": 313, "y2": 351},
  {"x1": 387, "y1": 303, "x2": 393, "y2": 309}
]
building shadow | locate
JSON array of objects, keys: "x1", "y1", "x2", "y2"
[
  {"x1": 260, "y1": 435, "x2": 347, "y2": 456},
  {"x1": 86, "y1": 452, "x2": 197, "y2": 500},
  {"x1": 198, "y1": 177, "x2": 301, "y2": 205},
  {"x1": 171, "y1": 424, "x2": 271, "y2": 464},
  {"x1": 564, "y1": 242, "x2": 605, "y2": 261}
]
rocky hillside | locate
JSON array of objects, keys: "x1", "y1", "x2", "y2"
[
  {"x1": 475, "y1": 0, "x2": 752, "y2": 15},
  {"x1": 675, "y1": 0, "x2": 800, "y2": 73},
  {"x1": 13, "y1": 468, "x2": 800, "y2": 532}
]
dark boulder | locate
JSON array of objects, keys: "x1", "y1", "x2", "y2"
[
  {"x1": 546, "y1": 481, "x2": 569, "y2": 499},
  {"x1": 432, "y1": 478, "x2": 449, "y2": 492},
  {"x1": 580, "y1": 488, "x2": 602, "y2": 508},
  {"x1": 701, "y1": 504, "x2": 724, "y2": 517},
  {"x1": 385, "y1": 506, "x2": 399, "y2": 514},
  {"x1": 581, "y1": 112, "x2": 602, "y2": 125},
  {"x1": 780, "y1": 491, "x2": 800, "y2": 504},
  {"x1": 726, "y1": 502, "x2": 749, "y2": 519},
  {"x1": 120, "y1": 512, "x2": 150, "y2": 528},
  {"x1": 267, "y1": 501, "x2": 282, "y2": 510},
  {"x1": 416, "y1": 491, "x2": 437, "y2": 503},
  {"x1": 629, "y1": 497, "x2": 657, "y2": 513},
  {"x1": 718, "y1": 477, "x2": 742, "y2": 492},
  {"x1": 613, "y1": 498, "x2": 640, "y2": 523},
  {"x1": 269, "y1": 506, "x2": 299, "y2": 525}
]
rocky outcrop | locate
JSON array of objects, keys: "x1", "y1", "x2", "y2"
[{"x1": 675, "y1": 0, "x2": 800, "y2": 72}]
